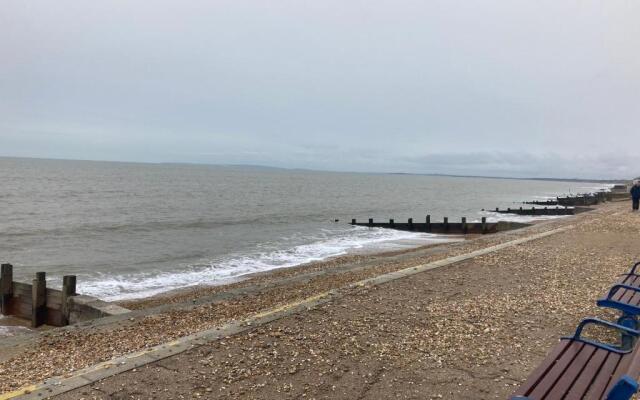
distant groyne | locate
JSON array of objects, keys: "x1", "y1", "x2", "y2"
[{"x1": 350, "y1": 217, "x2": 529, "y2": 235}]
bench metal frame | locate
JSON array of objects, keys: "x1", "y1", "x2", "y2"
[{"x1": 599, "y1": 285, "x2": 640, "y2": 317}]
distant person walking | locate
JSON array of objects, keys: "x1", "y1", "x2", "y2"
[{"x1": 631, "y1": 181, "x2": 640, "y2": 211}]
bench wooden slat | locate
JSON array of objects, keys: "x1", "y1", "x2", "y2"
[
  {"x1": 528, "y1": 341, "x2": 584, "y2": 399},
  {"x1": 602, "y1": 348, "x2": 635, "y2": 399},
  {"x1": 563, "y1": 348, "x2": 610, "y2": 400},
  {"x1": 618, "y1": 284, "x2": 637, "y2": 305},
  {"x1": 584, "y1": 352, "x2": 622, "y2": 400},
  {"x1": 628, "y1": 290, "x2": 640, "y2": 309},
  {"x1": 511, "y1": 340, "x2": 572, "y2": 397},
  {"x1": 544, "y1": 345, "x2": 597, "y2": 399},
  {"x1": 624, "y1": 276, "x2": 640, "y2": 306},
  {"x1": 616, "y1": 288, "x2": 635, "y2": 308},
  {"x1": 626, "y1": 344, "x2": 640, "y2": 381},
  {"x1": 612, "y1": 275, "x2": 637, "y2": 302},
  {"x1": 612, "y1": 287, "x2": 629, "y2": 304}
]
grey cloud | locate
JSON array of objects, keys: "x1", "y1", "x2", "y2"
[{"x1": 1, "y1": 0, "x2": 639, "y2": 178}]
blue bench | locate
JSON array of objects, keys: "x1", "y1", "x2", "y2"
[
  {"x1": 510, "y1": 318, "x2": 640, "y2": 400},
  {"x1": 598, "y1": 262, "x2": 640, "y2": 319}
]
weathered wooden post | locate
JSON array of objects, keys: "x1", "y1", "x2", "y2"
[
  {"x1": 32, "y1": 272, "x2": 47, "y2": 328},
  {"x1": 368, "y1": 218, "x2": 373, "y2": 227},
  {"x1": 351, "y1": 219, "x2": 356, "y2": 225},
  {"x1": 481, "y1": 217, "x2": 487, "y2": 234},
  {"x1": 461, "y1": 217, "x2": 467, "y2": 234},
  {"x1": 61, "y1": 275, "x2": 77, "y2": 325},
  {"x1": 389, "y1": 218, "x2": 394, "y2": 227},
  {"x1": 1, "y1": 263, "x2": 13, "y2": 315},
  {"x1": 444, "y1": 217, "x2": 449, "y2": 232},
  {"x1": 408, "y1": 218, "x2": 413, "y2": 230},
  {"x1": 426, "y1": 215, "x2": 431, "y2": 232}
]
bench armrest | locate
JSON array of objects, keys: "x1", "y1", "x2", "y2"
[
  {"x1": 630, "y1": 261, "x2": 640, "y2": 275},
  {"x1": 605, "y1": 284, "x2": 640, "y2": 300},
  {"x1": 565, "y1": 318, "x2": 639, "y2": 354},
  {"x1": 618, "y1": 273, "x2": 640, "y2": 279},
  {"x1": 570, "y1": 318, "x2": 639, "y2": 343}
]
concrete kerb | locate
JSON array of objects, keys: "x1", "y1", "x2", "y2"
[{"x1": 4, "y1": 225, "x2": 571, "y2": 399}]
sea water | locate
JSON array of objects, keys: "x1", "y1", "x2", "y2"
[{"x1": 0, "y1": 157, "x2": 610, "y2": 301}]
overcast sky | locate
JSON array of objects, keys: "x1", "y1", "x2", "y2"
[{"x1": 1, "y1": 1, "x2": 639, "y2": 179}]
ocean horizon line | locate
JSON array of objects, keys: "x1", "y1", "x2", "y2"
[{"x1": 0, "y1": 155, "x2": 628, "y2": 184}]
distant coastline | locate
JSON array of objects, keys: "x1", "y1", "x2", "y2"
[
  {"x1": 387, "y1": 172, "x2": 625, "y2": 184},
  {"x1": 0, "y1": 155, "x2": 627, "y2": 184}
]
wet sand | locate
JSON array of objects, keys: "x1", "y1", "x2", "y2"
[{"x1": 1, "y1": 203, "x2": 636, "y2": 398}]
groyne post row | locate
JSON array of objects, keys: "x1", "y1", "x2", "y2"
[
  {"x1": 524, "y1": 192, "x2": 612, "y2": 207},
  {"x1": 0, "y1": 263, "x2": 78, "y2": 328},
  {"x1": 351, "y1": 216, "x2": 514, "y2": 235},
  {"x1": 556, "y1": 191, "x2": 623, "y2": 206},
  {"x1": 524, "y1": 200, "x2": 559, "y2": 206},
  {"x1": 557, "y1": 195, "x2": 599, "y2": 206},
  {"x1": 492, "y1": 206, "x2": 592, "y2": 216},
  {"x1": 0, "y1": 263, "x2": 130, "y2": 328}
]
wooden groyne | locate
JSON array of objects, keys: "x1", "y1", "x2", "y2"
[
  {"x1": 350, "y1": 192, "x2": 608, "y2": 236},
  {"x1": 520, "y1": 191, "x2": 621, "y2": 207},
  {"x1": 523, "y1": 200, "x2": 559, "y2": 206},
  {"x1": 556, "y1": 191, "x2": 615, "y2": 206},
  {"x1": 491, "y1": 206, "x2": 593, "y2": 216},
  {"x1": 350, "y1": 217, "x2": 529, "y2": 234},
  {"x1": 0, "y1": 263, "x2": 129, "y2": 328},
  {"x1": 557, "y1": 195, "x2": 599, "y2": 206}
]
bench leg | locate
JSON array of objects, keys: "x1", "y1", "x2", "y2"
[
  {"x1": 617, "y1": 314, "x2": 638, "y2": 351},
  {"x1": 607, "y1": 375, "x2": 639, "y2": 400}
]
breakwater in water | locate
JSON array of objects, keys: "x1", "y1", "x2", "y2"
[
  {"x1": 351, "y1": 217, "x2": 529, "y2": 234},
  {"x1": 492, "y1": 206, "x2": 593, "y2": 215},
  {"x1": 349, "y1": 192, "x2": 608, "y2": 236}
]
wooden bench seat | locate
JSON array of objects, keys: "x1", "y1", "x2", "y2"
[
  {"x1": 510, "y1": 318, "x2": 640, "y2": 400},
  {"x1": 598, "y1": 262, "x2": 640, "y2": 317}
]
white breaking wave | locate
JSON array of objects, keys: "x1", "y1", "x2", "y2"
[{"x1": 79, "y1": 227, "x2": 453, "y2": 301}]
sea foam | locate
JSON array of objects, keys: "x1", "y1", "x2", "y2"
[{"x1": 79, "y1": 227, "x2": 453, "y2": 301}]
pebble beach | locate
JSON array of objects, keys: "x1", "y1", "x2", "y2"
[{"x1": 0, "y1": 202, "x2": 637, "y2": 399}]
